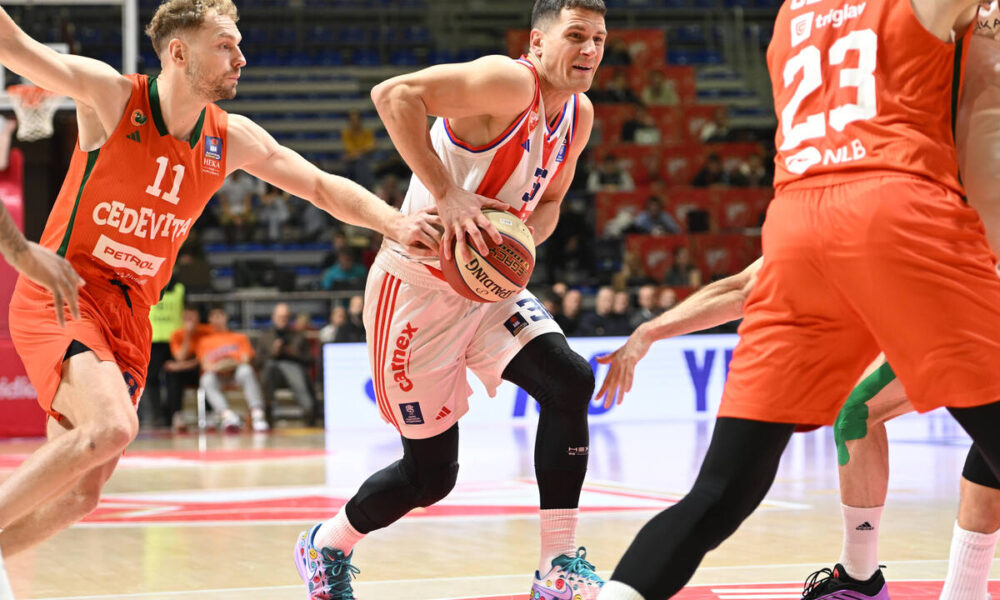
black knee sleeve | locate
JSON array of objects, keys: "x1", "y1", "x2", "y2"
[
  {"x1": 950, "y1": 402, "x2": 1000, "y2": 489},
  {"x1": 503, "y1": 333, "x2": 594, "y2": 509},
  {"x1": 611, "y1": 418, "x2": 794, "y2": 599},
  {"x1": 504, "y1": 332, "x2": 595, "y2": 414},
  {"x1": 963, "y1": 445, "x2": 1000, "y2": 490},
  {"x1": 345, "y1": 424, "x2": 460, "y2": 533}
]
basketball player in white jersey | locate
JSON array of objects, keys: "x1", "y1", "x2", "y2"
[
  {"x1": 294, "y1": 1, "x2": 607, "y2": 598},
  {"x1": 594, "y1": 12, "x2": 1000, "y2": 600}
]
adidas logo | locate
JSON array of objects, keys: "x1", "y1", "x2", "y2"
[
  {"x1": 856, "y1": 521, "x2": 874, "y2": 531},
  {"x1": 435, "y1": 407, "x2": 451, "y2": 421},
  {"x1": 126, "y1": 131, "x2": 141, "y2": 143}
]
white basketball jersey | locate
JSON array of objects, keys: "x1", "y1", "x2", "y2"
[{"x1": 385, "y1": 57, "x2": 581, "y2": 269}]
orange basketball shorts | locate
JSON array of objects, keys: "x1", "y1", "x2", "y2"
[
  {"x1": 720, "y1": 173, "x2": 1000, "y2": 426},
  {"x1": 8, "y1": 276, "x2": 151, "y2": 420}
]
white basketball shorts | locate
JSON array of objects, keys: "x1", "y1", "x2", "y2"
[{"x1": 363, "y1": 250, "x2": 562, "y2": 439}]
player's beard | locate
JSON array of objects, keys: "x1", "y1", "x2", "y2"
[{"x1": 186, "y1": 57, "x2": 237, "y2": 102}]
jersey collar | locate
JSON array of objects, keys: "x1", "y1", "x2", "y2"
[{"x1": 148, "y1": 76, "x2": 206, "y2": 150}]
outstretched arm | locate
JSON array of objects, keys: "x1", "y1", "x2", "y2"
[
  {"x1": 0, "y1": 204, "x2": 82, "y2": 327},
  {"x1": 0, "y1": 8, "x2": 130, "y2": 130},
  {"x1": 595, "y1": 257, "x2": 763, "y2": 407},
  {"x1": 226, "y1": 114, "x2": 441, "y2": 254},
  {"x1": 370, "y1": 56, "x2": 535, "y2": 261}
]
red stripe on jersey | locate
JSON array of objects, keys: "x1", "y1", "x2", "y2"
[
  {"x1": 374, "y1": 274, "x2": 402, "y2": 430},
  {"x1": 372, "y1": 274, "x2": 393, "y2": 430},
  {"x1": 476, "y1": 126, "x2": 531, "y2": 200}
]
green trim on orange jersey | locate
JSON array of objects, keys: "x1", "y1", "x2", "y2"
[
  {"x1": 57, "y1": 149, "x2": 100, "y2": 257},
  {"x1": 149, "y1": 76, "x2": 206, "y2": 149}
]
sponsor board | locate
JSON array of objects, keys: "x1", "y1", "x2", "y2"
[{"x1": 324, "y1": 335, "x2": 739, "y2": 430}]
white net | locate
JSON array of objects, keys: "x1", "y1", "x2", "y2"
[{"x1": 8, "y1": 85, "x2": 61, "y2": 142}]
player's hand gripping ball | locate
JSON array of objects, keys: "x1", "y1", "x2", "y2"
[{"x1": 440, "y1": 209, "x2": 535, "y2": 302}]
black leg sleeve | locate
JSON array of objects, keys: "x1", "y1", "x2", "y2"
[
  {"x1": 611, "y1": 417, "x2": 794, "y2": 599},
  {"x1": 344, "y1": 423, "x2": 460, "y2": 534},
  {"x1": 503, "y1": 333, "x2": 594, "y2": 510}
]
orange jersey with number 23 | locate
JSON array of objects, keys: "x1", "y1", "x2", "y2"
[{"x1": 769, "y1": 0, "x2": 963, "y2": 194}]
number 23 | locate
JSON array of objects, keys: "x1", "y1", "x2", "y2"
[{"x1": 781, "y1": 29, "x2": 878, "y2": 151}]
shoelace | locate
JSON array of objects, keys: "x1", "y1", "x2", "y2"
[
  {"x1": 560, "y1": 547, "x2": 604, "y2": 585},
  {"x1": 320, "y1": 549, "x2": 361, "y2": 600},
  {"x1": 801, "y1": 567, "x2": 834, "y2": 599}
]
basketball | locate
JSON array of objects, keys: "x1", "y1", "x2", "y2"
[{"x1": 440, "y1": 209, "x2": 535, "y2": 303}]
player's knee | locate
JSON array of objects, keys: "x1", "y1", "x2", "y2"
[
  {"x1": 530, "y1": 351, "x2": 594, "y2": 412},
  {"x1": 413, "y1": 461, "x2": 459, "y2": 507},
  {"x1": 84, "y1": 412, "x2": 138, "y2": 457}
]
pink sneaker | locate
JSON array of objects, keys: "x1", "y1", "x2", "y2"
[{"x1": 294, "y1": 523, "x2": 359, "y2": 599}]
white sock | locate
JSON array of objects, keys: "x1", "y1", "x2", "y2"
[
  {"x1": 940, "y1": 521, "x2": 1000, "y2": 600},
  {"x1": 539, "y1": 508, "x2": 578, "y2": 575},
  {"x1": 597, "y1": 580, "x2": 645, "y2": 600},
  {"x1": 313, "y1": 509, "x2": 365, "y2": 555},
  {"x1": 839, "y1": 504, "x2": 883, "y2": 580}
]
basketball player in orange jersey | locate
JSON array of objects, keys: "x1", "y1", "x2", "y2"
[
  {"x1": 0, "y1": 0, "x2": 440, "y2": 569},
  {"x1": 293, "y1": 1, "x2": 607, "y2": 598},
  {"x1": 596, "y1": 0, "x2": 1000, "y2": 598}
]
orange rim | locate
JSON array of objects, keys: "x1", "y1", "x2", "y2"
[{"x1": 7, "y1": 84, "x2": 56, "y2": 108}]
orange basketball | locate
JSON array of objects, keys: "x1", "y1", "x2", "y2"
[{"x1": 440, "y1": 209, "x2": 535, "y2": 303}]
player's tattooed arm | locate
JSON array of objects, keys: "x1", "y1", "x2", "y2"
[
  {"x1": 595, "y1": 257, "x2": 762, "y2": 407},
  {"x1": 226, "y1": 114, "x2": 442, "y2": 256},
  {"x1": 526, "y1": 95, "x2": 594, "y2": 245},
  {"x1": 0, "y1": 204, "x2": 82, "y2": 327}
]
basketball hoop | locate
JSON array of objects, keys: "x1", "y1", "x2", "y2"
[{"x1": 7, "y1": 84, "x2": 61, "y2": 142}]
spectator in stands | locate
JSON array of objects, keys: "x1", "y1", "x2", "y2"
[
  {"x1": 375, "y1": 173, "x2": 406, "y2": 209},
  {"x1": 294, "y1": 312, "x2": 313, "y2": 332},
  {"x1": 544, "y1": 197, "x2": 593, "y2": 282},
  {"x1": 604, "y1": 38, "x2": 632, "y2": 66},
  {"x1": 613, "y1": 251, "x2": 655, "y2": 289},
  {"x1": 664, "y1": 246, "x2": 702, "y2": 288},
  {"x1": 632, "y1": 152, "x2": 663, "y2": 188},
  {"x1": 197, "y1": 306, "x2": 269, "y2": 433},
  {"x1": 732, "y1": 150, "x2": 773, "y2": 188},
  {"x1": 319, "y1": 305, "x2": 348, "y2": 345},
  {"x1": 621, "y1": 104, "x2": 661, "y2": 145},
  {"x1": 556, "y1": 289, "x2": 583, "y2": 337},
  {"x1": 321, "y1": 248, "x2": 368, "y2": 290},
  {"x1": 629, "y1": 284, "x2": 660, "y2": 330},
  {"x1": 587, "y1": 154, "x2": 635, "y2": 193},
  {"x1": 699, "y1": 106, "x2": 733, "y2": 143},
  {"x1": 335, "y1": 295, "x2": 366, "y2": 343},
  {"x1": 341, "y1": 109, "x2": 376, "y2": 189},
  {"x1": 642, "y1": 70, "x2": 680, "y2": 107},
  {"x1": 691, "y1": 153, "x2": 732, "y2": 187},
  {"x1": 658, "y1": 287, "x2": 678, "y2": 312},
  {"x1": 258, "y1": 184, "x2": 291, "y2": 242},
  {"x1": 142, "y1": 279, "x2": 186, "y2": 429},
  {"x1": 173, "y1": 244, "x2": 213, "y2": 293},
  {"x1": 633, "y1": 196, "x2": 682, "y2": 235},
  {"x1": 258, "y1": 303, "x2": 317, "y2": 426},
  {"x1": 166, "y1": 305, "x2": 208, "y2": 433},
  {"x1": 593, "y1": 70, "x2": 640, "y2": 104},
  {"x1": 610, "y1": 290, "x2": 634, "y2": 335},
  {"x1": 580, "y1": 286, "x2": 619, "y2": 337},
  {"x1": 540, "y1": 292, "x2": 562, "y2": 325},
  {"x1": 216, "y1": 170, "x2": 262, "y2": 244}
]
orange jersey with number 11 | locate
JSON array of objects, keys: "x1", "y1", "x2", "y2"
[
  {"x1": 769, "y1": 0, "x2": 962, "y2": 194},
  {"x1": 38, "y1": 74, "x2": 228, "y2": 308}
]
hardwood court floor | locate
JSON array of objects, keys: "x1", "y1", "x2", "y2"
[{"x1": 1, "y1": 413, "x2": 998, "y2": 599}]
